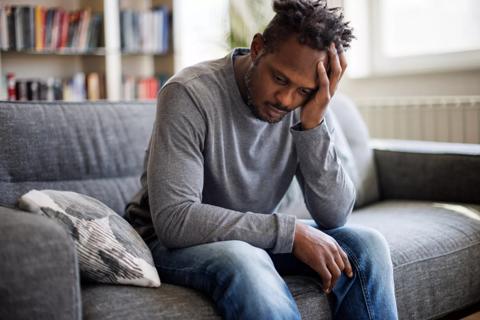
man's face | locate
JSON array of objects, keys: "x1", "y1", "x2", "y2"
[{"x1": 245, "y1": 35, "x2": 329, "y2": 123}]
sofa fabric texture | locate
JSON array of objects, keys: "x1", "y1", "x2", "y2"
[
  {"x1": 82, "y1": 276, "x2": 331, "y2": 320},
  {"x1": 374, "y1": 147, "x2": 480, "y2": 204},
  {"x1": 0, "y1": 101, "x2": 155, "y2": 215},
  {"x1": 349, "y1": 201, "x2": 480, "y2": 319},
  {"x1": 329, "y1": 94, "x2": 380, "y2": 208},
  {"x1": 0, "y1": 206, "x2": 81, "y2": 320}
]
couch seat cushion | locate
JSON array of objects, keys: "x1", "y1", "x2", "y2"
[
  {"x1": 82, "y1": 276, "x2": 331, "y2": 320},
  {"x1": 348, "y1": 200, "x2": 480, "y2": 320},
  {"x1": 83, "y1": 200, "x2": 480, "y2": 320}
]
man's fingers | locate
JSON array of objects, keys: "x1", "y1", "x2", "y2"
[
  {"x1": 326, "y1": 257, "x2": 342, "y2": 292},
  {"x1": 328, "y1": 43, "x2": 342, "y2": 96},
  {"x1": 337, "y1": 244, "x2": 353, "y2": 278},
  {"x1": 333, "y1": 245, "x2": 345, "y2": 271},
  {"x1": 338, "y1": 45, "x2": 348, "y2": 77},
  {"x1": 329, "y1": 43, "x2": 342, "y2": 78},
  {"x1": 316, "y1": 61, "x2": 330, "y2": 102},
  {"x1": 317, "y1": 263, "x2": 332, "y2": 293}
]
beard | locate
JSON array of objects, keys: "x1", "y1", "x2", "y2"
[{"x1": 244, "y1": 60, "x2": 290, "y2": 124}]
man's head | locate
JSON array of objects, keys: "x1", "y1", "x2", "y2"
[{"x1": 243, "y1": 0, "x2": 354, "y2": 123}]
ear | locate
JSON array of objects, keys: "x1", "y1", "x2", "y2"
[{"x1": 250, "y1": 33, "x2": 266, "y2": 62}]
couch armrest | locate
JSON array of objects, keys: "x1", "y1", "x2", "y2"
[
  {"x1": 0, "y1": 206, "x2": 81, "y2": 320},
  {"x1": 372, "y1": 139, "x2": 480, "y2": 204}
]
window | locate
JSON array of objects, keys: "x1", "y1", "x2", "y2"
[{"x1": 344, "y1": 0, "x2": 480, "y2": 77}]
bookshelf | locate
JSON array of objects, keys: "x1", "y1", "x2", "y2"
[{"x1": 0, "y1": 0, "x2": 174, "y2": 101}]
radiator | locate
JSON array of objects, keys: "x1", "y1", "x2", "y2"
[{"x1": 355, "y1": 96, "x2": 480, "y2": 144}]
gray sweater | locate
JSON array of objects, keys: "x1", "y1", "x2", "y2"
[{"x1": 126, "y1": 49, "x2": 355, "y2": 254}]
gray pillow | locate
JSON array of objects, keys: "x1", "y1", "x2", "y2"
[{"x1": 18, "y1": 189, "x2": 160, "y2": 288}]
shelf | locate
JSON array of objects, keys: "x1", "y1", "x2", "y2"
[
  {"x1": 0, "y1": 48, "x2": 172, "y2": 57},
  {"x1": 121, "y1": 50, "x2": 171, "y2": 56},
  {"x1": 1, "y1": 49, "x2": 107, "y2": 56}
]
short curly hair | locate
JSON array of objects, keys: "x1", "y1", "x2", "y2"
[{"x1": 262, "y1": 0, "x2": 354, "y2": 52}]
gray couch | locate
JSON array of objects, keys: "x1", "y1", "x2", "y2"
[{"x1": 1, "y1": 97, "x2": 479, "y2": 320}]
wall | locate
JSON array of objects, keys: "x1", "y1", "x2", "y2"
[{"x1": 341, "y1": 70, "x2": 480, "y2": 99}]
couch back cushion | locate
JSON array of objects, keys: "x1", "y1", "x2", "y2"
[
  {"x1": 0, "y1": 101, "x2": 156, "y2": 216},
  {"x1": 274, "y1": 93, "x2": 381, "y2": 215},
  {"x1": 330, "y1": 94, "x2": 380, "y2": 208}
]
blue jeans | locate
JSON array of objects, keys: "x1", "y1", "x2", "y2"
[{"x1": 148, "y1": 220, "x2": 398, "y2": 320}]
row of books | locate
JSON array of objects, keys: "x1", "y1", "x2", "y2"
[
  {"x1": 120, "y1": 7, "x2": 170, "y2": 54},
  {"x1": 0, "y1": 5, "x2": 102, "y2": 52},
  {"x1": 4, "y1": 73, "x2": 105, "y2": 101},
  {"x1": 123, "y1": 74, "x2": 169, "y2": 101},
  {"x1": 3, "y1": 73, "x2": 169, "y2": 101}
]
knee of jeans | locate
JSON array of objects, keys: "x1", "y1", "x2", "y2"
[
  {"x1": 343, "y1": 226, "x2": 393, "y2": 270},
  {"x1": 209, "y1": 240, "x2": 274, "y2": 274}
]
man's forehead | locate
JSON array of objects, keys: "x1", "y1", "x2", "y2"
[{"x1": 265, "y1": 46, "x2": 328, "y2": 88}]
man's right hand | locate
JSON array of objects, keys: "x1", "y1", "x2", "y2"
[{"x1": 292, "y1": 221, "x2": 353, "y2": 294}]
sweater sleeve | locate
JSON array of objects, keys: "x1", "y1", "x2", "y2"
[
  {"x1": 147, "y1": 83, "x2": 296, "y2": 253},
  {"x1": 290, "y1": 113, "x2": 356, "y2": 230}
]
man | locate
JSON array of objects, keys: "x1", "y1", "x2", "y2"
[{"x1": 127, "y1": 0, "x2": 398, "y2": 319}]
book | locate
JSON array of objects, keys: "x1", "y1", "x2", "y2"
[
  {"x1": 39, "y1": 81, "x2": 48, "y2": 100},
  {"x1": 15, "y1": 80, "x2": 28, "y2": 101},
  {"x1": 27, "y1": 79, "x2": 40, "y2": 100},
  {"x1": 87, "y1": 13, "x2": 101, "y2": 49},
  {"x1": 122, "y1": 74, "x2": 167, "y2": 101},
  {"x1": 87, "y1": 72, "x2": 100, "y2": 100},
  {"x1": 35, "y1": 6, "x2": 45, "y2": 50},
  {"x1": 78, "y1": 8, "x2": 90, "y2": 51},
  {"x1": 58, "y1": 9, "x2": 69, "y2": 49},
  {"x1": 0, "y1": 6, "x2": 10, "y2": 50},
  {"x1": 120, "y1": 7, "x2": 169, "y2": 54},
  {"x1": 69, "y1": 10, "x2": 82, "y2": 49},
  {"x1": 6, "y1": 5, "x2": 15, "y2": 49},
  {"x1": 122, "y1": 10, "x2": 133, "y2": 51},
  {"x1": 7, "y1": 73, "x2": 16, "y2": 100},
  {"x1": 46, "y1": 77, "x2": 63, "y2": 101},
  {"x1": 24, "y1": 6, "x2": 35, "y2": 50},
  {"x1": 72, "y1": 72, "x2": 86, "y2": 101},
  {"x1": 14, "y1": 6, "x2": 23, "y2": 50},
  {"x1": 122, "y1": 75, "x2": 135, "y2": 100},
  {"x1": 44, "y1": 8, "x2": 55, "y2": 49},
  {"x1": 50, "y1": 8, "x2": 62, "y2": 50}
]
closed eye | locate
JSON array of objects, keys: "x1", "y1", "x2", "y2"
[
  {"x1": 273, "y1": 74, "x2": 288, "y2": 85},
  {"x1": 299, "y1": 88, "x2": 313, "y2": 96}
]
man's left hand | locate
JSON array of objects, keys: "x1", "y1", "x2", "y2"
[{"x1": 300, "y1": 43, "x2": 347, "y2": 130}]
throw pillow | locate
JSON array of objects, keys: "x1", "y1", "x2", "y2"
[{"x1": 18, "y1": 189, "x2": 160, "y2": 288}]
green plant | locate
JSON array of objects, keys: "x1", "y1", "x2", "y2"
[{"x1": 227, "y1": 0, "x2": 274, "y2": 49}]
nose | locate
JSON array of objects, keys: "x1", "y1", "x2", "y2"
[{"x1": 274, "y1": 88, "x2": 295, "y2": 109}]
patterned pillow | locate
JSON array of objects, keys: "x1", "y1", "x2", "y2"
[{"x1": 18, "y1": 189, "x2": 160, "y2": 288}]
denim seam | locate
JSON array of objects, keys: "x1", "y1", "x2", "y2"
[{"x1": 341, "y1": 245, "x2": 374, "y2": 320}]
